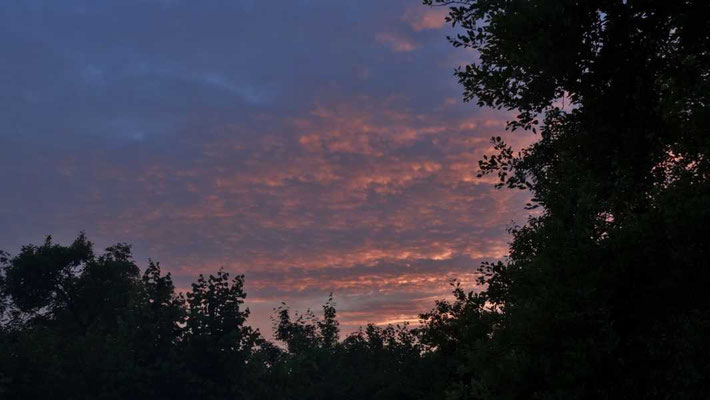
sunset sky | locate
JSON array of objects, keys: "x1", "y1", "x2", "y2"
[{"x1": 0, "y1": 1, "x2": 534, "y2": 335}]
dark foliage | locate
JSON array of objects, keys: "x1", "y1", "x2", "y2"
[
  {"x1": 422, "y1": 0, "x2": 710, "y2": 398},
  {"x1": 0, "y1": 237, "x2": 437, "y2": 399}
]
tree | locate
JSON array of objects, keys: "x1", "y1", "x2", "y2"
[
  {"x1": 0, "y1": 236, "x2": 146, "y2": 399},
  {"x1": 418, "y1": 282, "x2": 498, "y2": 400},
  {"x1": 424, "y1": 0, "x2": 710, "y2": 398},
  {"x1": 181, "y1": 269, "x2": 262, "y2": 399},
  {"x1": 271, "y1": 296, "x2": 436, "y2": 400},
  {"x1": 0, "y1": 234, "x2": 450, "y2": 399},
  {"x1": 2, "y1": 234, "x2": 92, "y2": 318},
  {"x1": 127, "y1": 261, "x2": 186, "y2": 399},
  {"x1": 270, "y1": 296, "x2": 341, "y2": 399}
]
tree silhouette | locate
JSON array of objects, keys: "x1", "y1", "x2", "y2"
[
  {"x1": 424, "y1": 0, "x2": 710, "y2": 398},
  {"x1": 181, "y1": 270, "x2": 262, "y2": 399}
]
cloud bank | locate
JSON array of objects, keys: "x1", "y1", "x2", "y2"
[{"x1": 0, "y1": 0, "x2": 535, "y2": 335}]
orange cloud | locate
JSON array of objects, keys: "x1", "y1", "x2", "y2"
[
  {"x1": 83, "y1": 94, "x2": 535, "y2": 338},
  {"x1": 402, "y1": 7, "x2": 449, "y2": 31}
]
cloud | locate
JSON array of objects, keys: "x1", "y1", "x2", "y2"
[
  {"x1": 0, "y1": 0, "x2": 537, "y2": 338},
  {"x1": 376, "y1": 32, "x2": 417, "y2": 52},
  {"x1": 402, "y1": 7, "x2": 449, "y2": 31}
]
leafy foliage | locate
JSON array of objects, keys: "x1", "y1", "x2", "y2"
[
  {"x1": 0, "y1": 236, "x2": 437, "y2": 399},
  {"x1": 422, "y1": 0, "x2": 710, "y2": 398}
]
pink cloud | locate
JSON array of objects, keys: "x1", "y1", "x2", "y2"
[
  {"x1": 376, "y1": 32, "x2": 417, "y2": 52},
  {"x1": 402, "y1": 7, "x2": 449, "y2": 31},
  {"x1": 79, "y1": 94, "x2": 535, "y2": 337}
]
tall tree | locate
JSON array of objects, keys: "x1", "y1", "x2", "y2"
[
  {"x1": 181, "y1": 269, "x2": 262, "y2": 399},
  {"x1": 424, "y1": 0, "x2": 710, "y2": 398}
]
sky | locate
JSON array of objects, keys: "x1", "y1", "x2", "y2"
[{"x1": 0, "y1": 0, "x2": 534, "y2": 336}]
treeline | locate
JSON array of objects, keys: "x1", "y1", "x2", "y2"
[{"x1": 0, "y1": 235, "x2": 451, "y2": 399}]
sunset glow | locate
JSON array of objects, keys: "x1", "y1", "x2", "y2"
[{"x1": 0, "y1": 0, "x2": 534, "y2": 335}]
